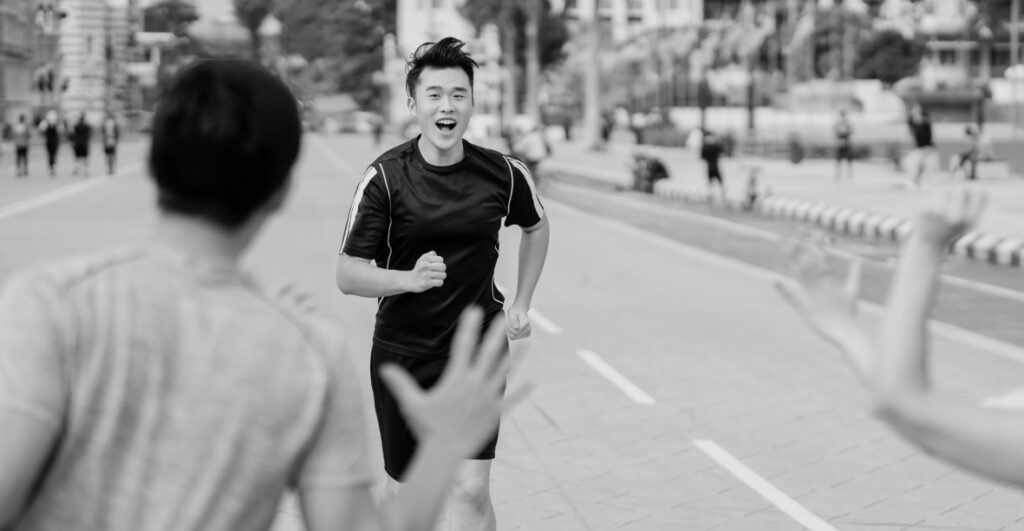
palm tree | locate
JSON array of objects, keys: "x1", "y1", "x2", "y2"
[{"x1": 233, "y1": 0, "x2": 274, "y2": 63}]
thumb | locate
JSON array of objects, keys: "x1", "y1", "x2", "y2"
[{"x1": 379, "y1": 364, "x2": 424, "y2": 407}]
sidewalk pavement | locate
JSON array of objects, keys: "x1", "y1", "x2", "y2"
[{"x1": 541, "y1": 139, "x2": 1024, "y2": 268}]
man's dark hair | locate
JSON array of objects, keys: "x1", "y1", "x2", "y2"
[
  {"x1": 405, "y1": 37, "x2": 479, "y2": 98},
  {"x1": 148, "y1": 59, "x2": 301, "y2": 228}
]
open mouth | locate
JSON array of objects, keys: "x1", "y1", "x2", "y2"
[{"x1": 436, "y1": 118, "x2": 457, "y2": 132}]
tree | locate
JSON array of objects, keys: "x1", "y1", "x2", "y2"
[
  {"x1": 854, "y1": 29, "x2": 927, "y2": 87},
  {"x1": 276, "y1": 0, "x2": 395, "y2": 109},
  {"x1": 233, "y1": 0, "x2": 275, "y2": 63},
  {"x1": 461, "y1": 0, "x2": 569, "y2": 121},
  {"x1": 143, "y1": 0, "x2": 198, "y2": 35}
]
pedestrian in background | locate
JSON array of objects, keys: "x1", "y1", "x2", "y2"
[
  {"x1": 38, "y1": 110, "x2": 63, "y2": 177},
  {"x1": 70, "y1": 113, "x2": 93, "y2": 177},
  {"x1": 907, "y1": 104, "x2": 935, "y2": 186},
  {"x1": 101, "y1": 113, "x2": 120, "y2": 175},
  {"x1": 0, "y1": 58, "x2": 523, "y2": 531},
  {"x1": 833, "y1": 109, "x2": 854, "y2": 180},
  {"x1": 12, "y1": 114, "x2": 31, "y2": 177},
  {"x1": 701, "y1": 129, "x2": 726, "y2": 201}
]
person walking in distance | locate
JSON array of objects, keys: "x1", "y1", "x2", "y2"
[
  {"x1": 834, "y1": 109, "x2": 854, "y2": 180},
  {"x1": 0, "y1": 58, "x2": 526, "y2": 531},
  {"x1": 701, "y1": 129, "x2": 726, "y2": 202},
  {"x1": 38, "y1": 110, "x2": 63, "y2": 177},
  {"x1": 907, "y1": 104, "x2": 935, "y2": 186},
  {"x1": 70, "y1": 113, "x2": 93, "y2": 177},
  {"x1": 336, "y1": 37, "x2": 550, "y2": 531},
  {"x1": 12, "y1": 114, "x2": 31, "y2": 177},
  {"x1": 101, "y1": 113, "x2": 120, "y2": 175}
]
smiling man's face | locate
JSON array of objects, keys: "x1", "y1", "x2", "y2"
[{"x1": 409, "y1": 66, "x2": 474, "y2": 157}]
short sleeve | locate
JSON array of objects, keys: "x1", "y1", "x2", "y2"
[
  {"x1": 505, "y1": 158, "x2": 545, "y2": 228},
  {"x1": 340, "y1": 165, "x2": 390, "y2": 260},
  {"x1": 0, "y1": 272, "x2": 68, "y2": 430},
  {"x1": 295, "y1": 321, "x2": 373, "y2": 490}
]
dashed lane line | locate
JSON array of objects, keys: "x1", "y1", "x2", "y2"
[
  {"x1": 693, "y1": 439, "x2": 840, "y2": 531},
  {"x1": 576, "y1": 350, "x2": 656, "y2": 405}
]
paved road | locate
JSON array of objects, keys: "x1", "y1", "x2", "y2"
[{"x1": 3, "y1": 133, "x2": 1024, "y2": 530}]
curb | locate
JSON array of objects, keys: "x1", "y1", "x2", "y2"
[{"x1": 545, "y1": 161, "x2": 1024, "y2": 268}]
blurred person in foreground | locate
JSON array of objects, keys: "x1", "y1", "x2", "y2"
[
  {"x1": 0, "y1": 59, "x2": 525, "y2": 531},
  {"x1": 772, "y1": 189, "x2": 1024, "y2": 487},
  {"x1": 336, "y1": 37, "x2": 549, "y2": 531}
]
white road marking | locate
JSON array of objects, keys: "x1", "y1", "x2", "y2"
[
  {"x1": 0, "y1": 162, "x2": 144, "y2": 222},
  {"x1": 693, "y1": 439, "x2": 839, "y2": 531},
  {"x1": 576, "y1": 350, "x2": 656, "y2": 405},
  {"x1": 981, "y1": 388, "x2": 1024, "y2": 410},
  {"x1": 549, "y1": 200, "x2": 1024, "y2": 366}
]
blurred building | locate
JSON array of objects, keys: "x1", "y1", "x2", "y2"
[
  {"x1": 59, "y1": 0, "x2": 130, "y2": 121},
  {"x1": 560, "y1": 0, "x2": 701, "y2": 42},
  {"x1": 0, "y1": 0, "x2": 42, "y2": 123}
]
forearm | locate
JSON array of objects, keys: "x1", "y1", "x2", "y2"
[
  {"x1": 379, "y1": 440, "x2": 464, "y2": 531},
  {"x1": 513, "y1": 219, "x2": 550, "y2": 306},
  {"x1": 335, "y1": 256, "x2": 411, "y2": 298},
  {"x1": 877, "y1": 235, "x2": 944, "y2": 393},
  {"x1": 875, "y1": 392, "x2": 1024, "y2": 487}
]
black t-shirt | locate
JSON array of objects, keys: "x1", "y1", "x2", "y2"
[{"x1": 341, "y1": 137, "x2": 545, "y2": 358}]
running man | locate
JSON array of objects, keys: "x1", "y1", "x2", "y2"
[
  {"x1": 0, "y1": 59, "x2": 522, "y2": 531},
  {"x1": 336, "y1": 37, "x2": 550, "y2": 531},
  {"x1": 774, "y1": 189, "x2": 1024, "y2": 488}
]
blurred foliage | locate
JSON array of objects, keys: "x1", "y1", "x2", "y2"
[
  {"x1": 143, "y1": 0, "x2": 198, "y2": 35},
  {"x1": 277, "y1": 0, "x2": 395, "y2": 109},
  {"x1": 854, "y1": 29, "x2": 927, "y2": 86},
  {"x1": 233, "y1": 0, "x2": 275, "y2": 62}
]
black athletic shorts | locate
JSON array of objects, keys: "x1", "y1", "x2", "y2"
[
  {"x1": 836, "y1": 143, "x2": 853, "y2": 161},
  {"x1": 369, "y1": 336, "x2": 508, "y2": 481}
]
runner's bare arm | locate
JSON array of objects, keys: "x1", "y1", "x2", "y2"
[
  {"x1": 507, "y1": 216, "x2": 550, "y2": 340},
  {"x1": 335, "y1": 251, "x2": 446, "y2": 298},
  {"x1": 0, "y1": 413, "x2": 59, "y2": 526}
]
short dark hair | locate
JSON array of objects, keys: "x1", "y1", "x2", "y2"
[
  {"x1": 148, "y1": 59, "x2": 301, "y2": 229},
  {"x1": 405, "y1": 37, "x2": 479, "y2": 98}
]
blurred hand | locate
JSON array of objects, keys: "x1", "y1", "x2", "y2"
[
  {"x1": 774, "y1": 237, "x2": 872, "y2": 377},
  {"x1": 407, "y1": 251, "x2": 446, "y2": 293},
  {"x1": 913, "y1": 188, "x2": 986, "y2": 248},
  {"x1": 380, "y1": 307, "x2": 531, "y2": 458},
  {"x1": 506, "y1": 302, "x2": 532, "y2": 340}
]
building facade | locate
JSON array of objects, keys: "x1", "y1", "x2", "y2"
[
  {"x1": 57, "y1": 0, "x2": 130, "y2": 121},
  {"x1": 0, "y1": 0, "x2": 38, "y2": 123}
]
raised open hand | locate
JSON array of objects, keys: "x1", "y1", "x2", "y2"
[
  {"x1": 913, "y1": 188, "x2": 987, "y2": 247},
  {"x1": 774, "y1": 236, "x2": 872, "y2": 376},
  {"x1": 380, "y1": 307, "x2": 531, "y2": 458}
]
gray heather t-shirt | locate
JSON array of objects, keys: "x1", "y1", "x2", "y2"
[{"x1": 0, "y1": 247, "x2": 372, "y2": 531}]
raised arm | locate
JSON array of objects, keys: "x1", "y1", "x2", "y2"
[
  {"x1": 335, "y1": 252, "x2": 445, "y2": 298},
  {"x1": 507, "y1": 216, "x2": 550, "y2": 339}
]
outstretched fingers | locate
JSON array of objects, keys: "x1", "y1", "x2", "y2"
[
  {"x1": 379, "y1": 364, "x2": 425, "y2": 409},
  {"x1": 446, "y1": 306, "x2": 485, "y2": 380}
]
